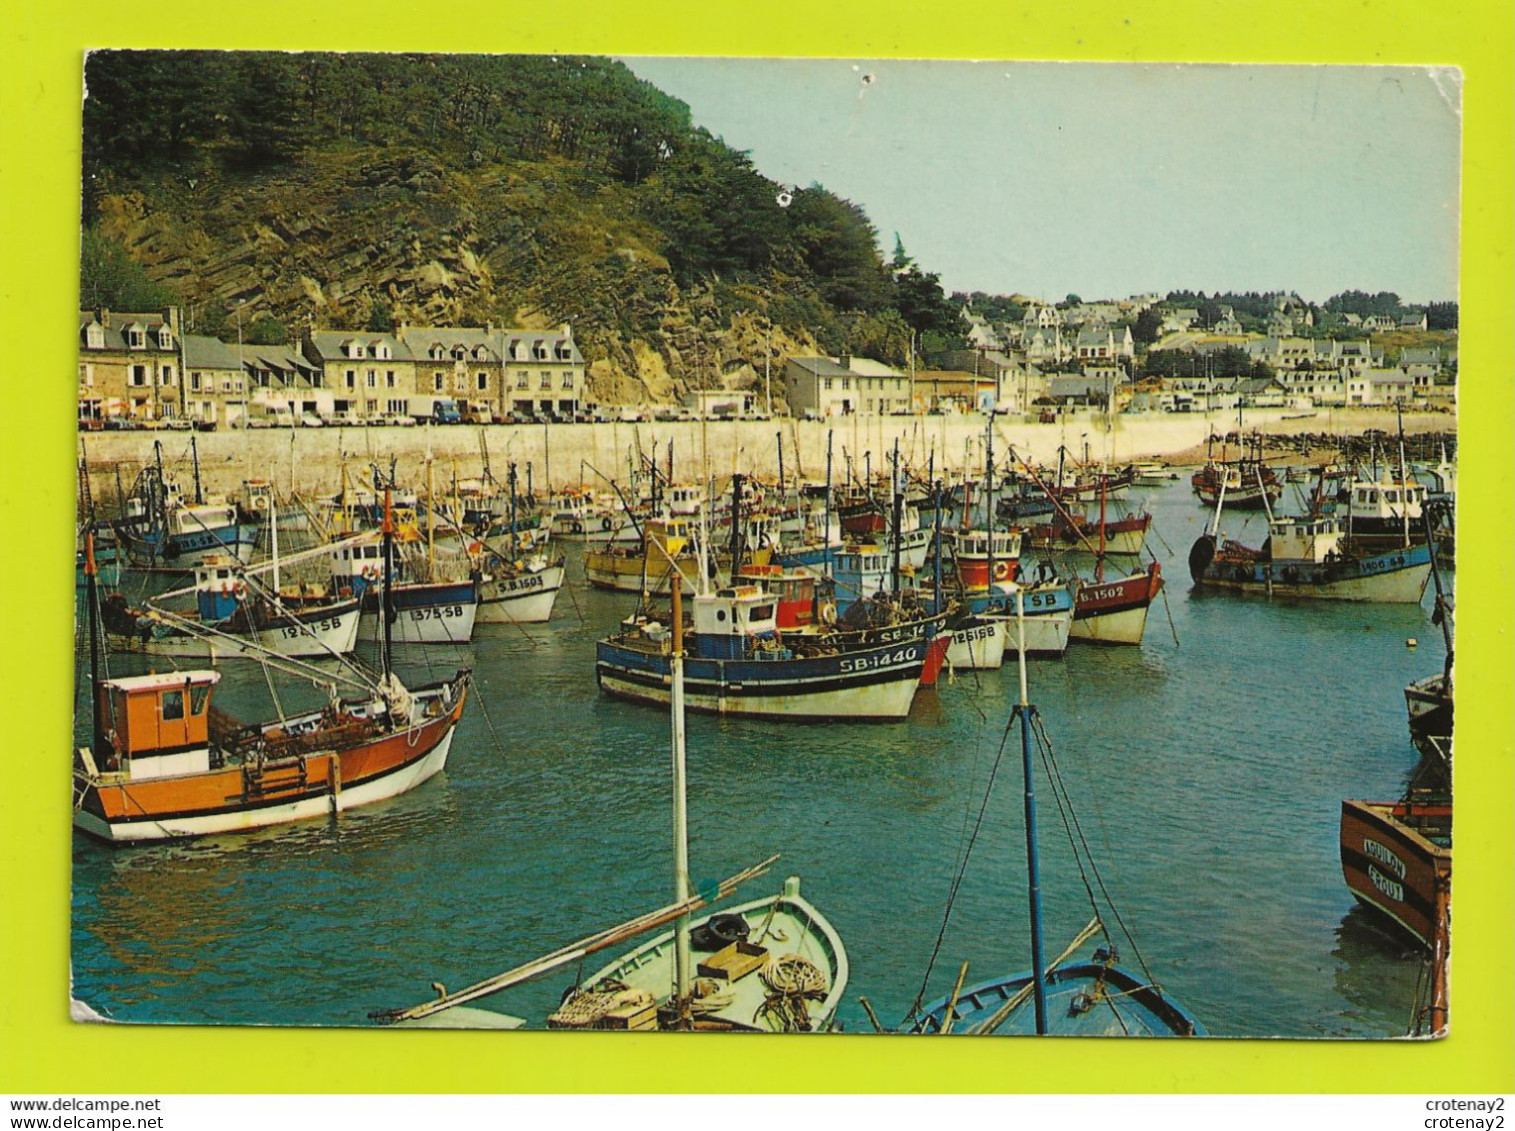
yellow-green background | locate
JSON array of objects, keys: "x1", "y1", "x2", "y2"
[{"x1": 2, "y1": 0, "x2": 1509, "y2": 1094}]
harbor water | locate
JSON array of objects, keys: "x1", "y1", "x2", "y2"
[{"x1": 70, "y1": 477, "x2": 1447, "y2": 1037}]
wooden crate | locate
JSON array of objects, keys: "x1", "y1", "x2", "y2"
[
  {"x1": 596, "y1": 1000, "x2": 660, "y2": 1031},
  {"x1": 696, "y1": 940, "x2": 768, "y2": 982}
]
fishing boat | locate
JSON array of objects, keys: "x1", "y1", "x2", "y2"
[
  {"x1": 73, "y1": 516, "x2": 471, "y2": 844},
  {"x1": 1187, "y1": 516, "x2": 1431, "y2": 603},
  {"x1": 1026, "y1": 510, "x2": 1150, "y2": 557},
  {"x1": 596, "y1": 583, "x2": 948, "y2": 722},
  {"x1": 1340, "y1": 793, "x2": 1451, "y2": 950},
  {"x1": 376, "y1": 577, "x2": 847, "y2": 1033},
  {"x1": 583, "y1": 517, "x2": 706, "y2": 594},
  {"x1": 949, "y1": 529, "x2": 1023, "y2": 591},
  {"x1": 113, "y1": 454, "x2": 260, "y2": 569},
  {"x1": 908, "y1": 593, "x2": 1203, "y2": 1037},
  {"x1": 468, "y1": 465, "x2": 566, "y2": 625},
  {"x1": 101, "y1": 553, "x2": 362, "y2": 660},
  {"x1": 1190, "y1": 436, "x2": 1283, "y2": 510}
]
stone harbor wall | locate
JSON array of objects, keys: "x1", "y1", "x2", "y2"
[{"x1": 78, "y1": 408, "x2": 1455, "y2": 504}]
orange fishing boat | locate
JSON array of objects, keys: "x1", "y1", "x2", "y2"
[{"x1": 74, "y1": 503, "x2": 472, "y2": 844}]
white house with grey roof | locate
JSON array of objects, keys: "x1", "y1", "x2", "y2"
[{"x1": 785, "y1": 356, "x2": 910, "y2": 417}]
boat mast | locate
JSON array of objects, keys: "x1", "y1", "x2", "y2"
[
  {"x1": 270, "y1": 479, "x2": 281, "y2": 599},
  {"x1": 824, "y1": 430, "x2": 834, "y2": 580},
  {"x1": 1013, "y1": 587, "x2": 1049, "y2": 1035},
  {"x1": 509, "y1": 462, "x2": 519, "y2": 554},
  {"x1": 669, "y1": 575, "x2": 693, "y2": 1022},
  {"x1": 381, "y1": 488, "x2": 395, "y2": 686},
  {"x1": 84, "y1": 531, "x2": 106, "y2": 762},
  {"x1": 890, "y1": 440, "x2": 902, "y2": 598},
  {"x1": 985, "y1": 418, "x2": 996, "y2": 599},
  {"x1": 776, "y1": 430, "x2": 785, "y2": 497},
  {"x1": 191, "y1": 434, "x2": 203, "y2": 506}
]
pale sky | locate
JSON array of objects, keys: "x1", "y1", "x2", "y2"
[{"x1": 623, "y1": 59, "x2": 1461, "y2": 306}]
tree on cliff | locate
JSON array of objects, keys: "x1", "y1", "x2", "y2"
[{"x1": 80, "y1": 228, "x2": 179, "y2": 311}]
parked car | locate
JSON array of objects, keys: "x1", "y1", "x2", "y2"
[{"x1": 299, "y1": 413, "x2": 325, "y2": 428}]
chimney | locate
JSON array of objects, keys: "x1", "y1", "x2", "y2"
[{"x1": 838, "y1": 353, "x2": 851, "y2": 371}]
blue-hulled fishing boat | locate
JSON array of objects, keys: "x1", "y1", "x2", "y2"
[
  {"x1": 596, "y1": 583, "x2": 947, "y2": 722},
  {"x1": 907, "y1": 593, "x2": 1203, "y2": 1037}
]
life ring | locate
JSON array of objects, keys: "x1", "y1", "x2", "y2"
[
  {"x1": 251, "y1": 495, "x2": 269, "y2": 511},
  {"x1": 820, "y1": 602, "x2": 837, "y2": 625},
  {"x1": 360, "y1": 564, "x2": 381, "y2": 582},
  {"x1": 993, "y1": 560, "x2": 1011, "y2": 582},
  {"x1": 601, "y1": 516, "x2": 613, "y2": 532},
  {"x1": 467, "y1": 541, "x2": 484, "y2": 556},
  {"x1": 232, "y1": 580, "x2": 248, "y2": 600},
  {"x1": 570, "y1": 520, "x2": 584, "y2": 534}
]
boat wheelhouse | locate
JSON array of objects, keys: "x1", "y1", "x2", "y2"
[{"x1": 949, "y1": 529, "x2": 1023, "y2": 592}]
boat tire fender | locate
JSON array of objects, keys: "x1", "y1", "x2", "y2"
[
  {"x1": 1281, "y1": 565, "x2": 1300, "y2": 584},
  {"x1": 1234, "y1": 565, "x2": 1251, "y2": 583},
  {"x1": 690, "y1": 913, "x2": 751, "y2": 952}
]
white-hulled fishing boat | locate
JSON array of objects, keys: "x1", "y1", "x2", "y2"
[{"x1": 376, "y1": 575, "x2": 847, "y2": 1032}]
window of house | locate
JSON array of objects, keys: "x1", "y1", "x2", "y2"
[
  {"x1": 128, "y1": 328, "x2": 144, "y2": 348},
  {"x1": 158, "y1": 330, "x2": 173, "y2": 349},
  {"x1": 452, "y1": 346, "x2": 466, "y2": 361},
  {"x1": 345, "y1": 369, "x2": 356, "y2": 388},
  {"x1": 190, "y1": 372, "x2": 201, "y2": 391},
  {"x1": 540, "y1": 372, "x2": 551, "y2": 389},
  {"x1": 131, "y1": 365, "x2": 147, "y2": 387},
  {"x1": 823, "y1": 378, "x2": 832, "y2": 391},
  {"x1": 841, "y1": 378, "x2": 850, "y2": 391},
  {"x1": 366, "y1": 370, "x2": 376, "y2": 388},
  {"x1": 562, "y1": 372, "x2": 574, "y2": 389},
  {"x1": 478, "y1": 372, "x2": 489, "y2": 391},
  {"x1": 160, "y1": 366, "x2": 175, "y2": 386},
  {"x1": 388, "y1": 399, "x2": 406, "y2": 414},
  {"x1": 86, "y1": 324, "x2": 104, "y2": 348},
  {"x1": 515, "y1": 371, "x2": 528, "y2": 389},
  {"x1": 434, "y1": 372, "x2": 444, "y2": 392},
  {"x1": 386, "y1": 371, "x2": 396, "y2": 388}
]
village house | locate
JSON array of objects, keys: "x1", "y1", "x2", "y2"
[
  {"x1": 912, "y1": 370, "x2": 997, "y2": 414},
  {"x1": 785, "y1": 355, "x2": 910, "y2": 417},
  {"x1": 182, "y1": 334, "x2": 248, "y2": 427},
  {"x1": 501, "y1": 327, "x2": 586, "y2": 419},
  {"x1": 400, "y1": 326, "x2": 505, "y2": 421},
  {"x1": 1398, "y1": 310, "x2": 1429, "y2": 332},
  {"x1": 302, "y1": 330, "x2": 418, "y2": 419},
  {"x1": 78, "y1": 308, "x2": 184, "y2": 423},
  {"x1": 245, "y1": 345, "x2": 328, "y2": 421}
]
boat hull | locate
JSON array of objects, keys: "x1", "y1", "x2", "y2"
[
  {"x1": 1070, "y1": 567, "x2": 1163, "y2": 646},
  {"x1": 944, "y1": 617, "x2": 1008, "y2": 671},
  {"x1": 106, "y1": 603, "x2": 363, "y2": 660},
  {"x1": 361, "y1": 581, "x2": 479, "y2": 643},
  {"x1": 476, "y1": 563, "x2": 565, "y2": 624},
  {"x1": 1405, "y1": 674, "x2": 1452, "y2": 766},
  {"x1": 1339, "y1": 798, "x2": 1451, "y2": 950},
  {"x1": 117, "y1": 521, "x2": 261, "y2": 569},
  {"x1": 596, "y1": 637, "x2": 932, "y2": 721},
  {"x1": 1194, "y1": 545, "x2": 1433, "y2": 604},
  {"x1": 911, "y1": 957, "x2": 1203, "y2": 1037}
]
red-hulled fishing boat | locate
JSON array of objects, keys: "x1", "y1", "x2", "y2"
[{"x1": 74, "y1": 501, "x2": 472, "y2": 844}]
